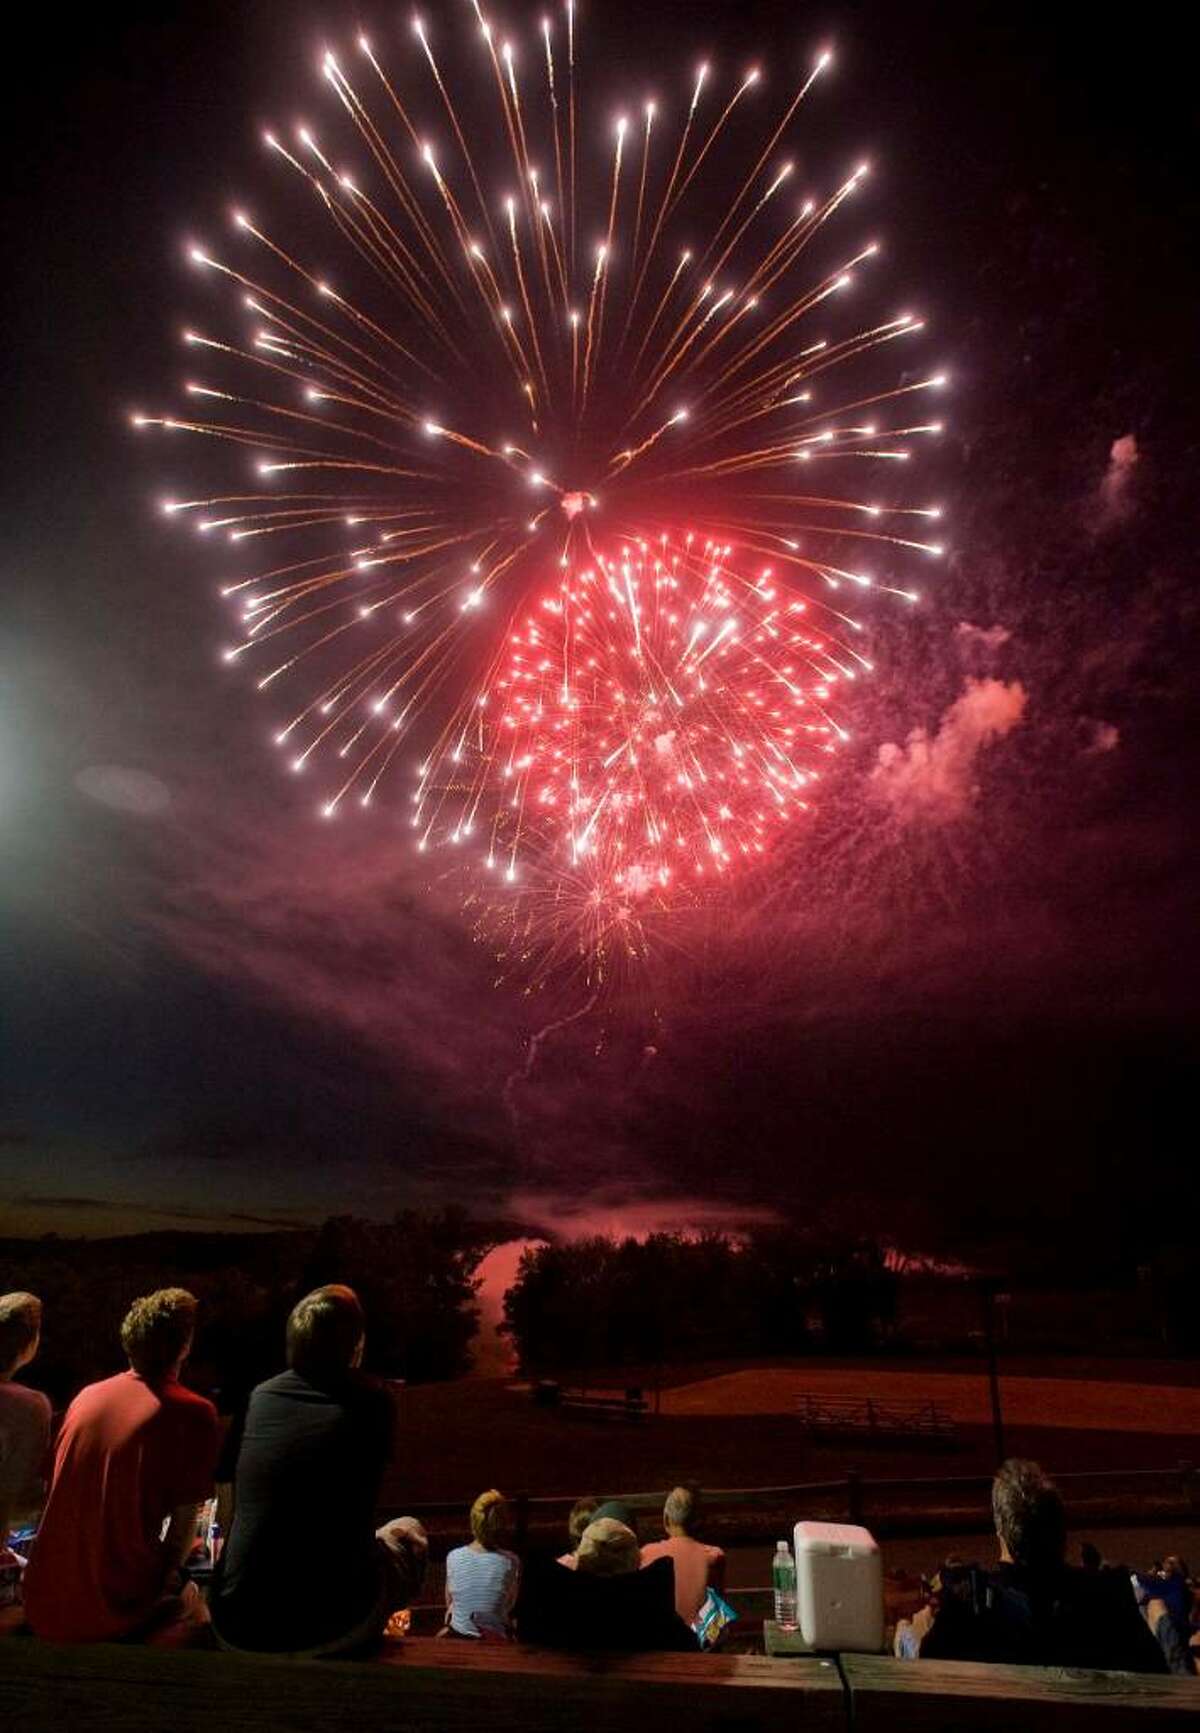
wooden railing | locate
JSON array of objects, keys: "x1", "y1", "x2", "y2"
[{"x1": 394, "y1": 1460, "x2": 1200, "y2": 1550}]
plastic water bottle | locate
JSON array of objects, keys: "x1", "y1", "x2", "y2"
[{"x1": 773, "y1": 1539, "x2": 798, "y2": 1630}]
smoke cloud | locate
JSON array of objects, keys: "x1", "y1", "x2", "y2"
[
  {"x1": 1083, "y1": 719, "x2": 1120, "y2": 756},
  {"x1": 872, "y1": 677, "x2": 1028, "y2": 822},
  {"x1": 955, "y1": 621, "x2": 1012, "y2": 654},
  {"x1": 1097, "y1": 433, "x2": 1139, "y2": 524}
]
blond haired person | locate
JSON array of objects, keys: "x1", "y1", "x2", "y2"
[
  {"x1": 444, "y1": 1489, "x2": 520, "y2": 1639},
  {"x1": 576, "y1": 1516, "x2": 642, "y2": 1575},
  {"x1": 515, "y1": 1518, "x2": 699, "y2": 1651}
]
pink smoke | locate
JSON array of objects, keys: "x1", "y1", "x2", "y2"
[
  {"x1": 1098, "y1": 433, "x2": 1139, "y2": 524},
  {"x1": 872, "y1": 677, "x2": 1027, "y2": 822}
]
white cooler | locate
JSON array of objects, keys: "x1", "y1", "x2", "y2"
[{"x1": 792, "y1": 1520, "x2": 884, "y2": 1652}]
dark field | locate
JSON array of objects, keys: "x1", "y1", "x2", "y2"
[{"x1": 386, "y1": 1356, "x2": 1200, "y2": 1513}]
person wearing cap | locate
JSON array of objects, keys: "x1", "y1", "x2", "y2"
[
  {"x1": 556, "y1": 1495, "x2": 599, "y2": 1569},
  {"x1": 517, "y1": 1517, "x2": 698, "y2": 1652},
  {"x1": 592, "y1": 1498, "x2": 638, "y2": 1536}
]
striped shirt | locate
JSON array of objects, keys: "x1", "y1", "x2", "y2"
[{"x1": 445, "y1": 1545, "x2": 520, "y2": 1638}]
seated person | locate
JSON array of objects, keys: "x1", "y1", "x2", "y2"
[
  {"x1": 641, "y1": 1484, "x2": 726, "y2": 1623},
  {"x1": 1150, "y1": 1556, "x2": 1192, "y2": 1630},
  {"x1": 0, "y1": 1293, "x2": 51, "y2": 1553},
  {"x1": 23, "y1": 1289, "x2": 219, "y2": 1643},
  {"x1": 211, "y1": 1285, "x2": 427, "y2": 1656},
  {"x1": 593, "y1": 1498, "x2": 639, "y2": 1539},
  {"x1": 517, "y1": 1517, "x2": 698, "y2": 1652},
  {"x1": 896, "y1": 1459, "x2": 1167, "y2": 1673},
  {"x1": 1132, "y1": 1561, "x2": 1197, "y2": 1676},
  {"x1": 556, "y1": 1495, "x2": 599, "y2": 1569},
  {"x1": 444, "y1": 1489, "x2": 520, "y2": 1638}
]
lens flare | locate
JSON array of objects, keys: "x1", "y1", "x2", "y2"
[{"x1": 138, "y1": 6, "x2": 944, "y2": 973}]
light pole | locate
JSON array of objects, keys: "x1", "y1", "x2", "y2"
[{"x1": 979, "y1": 1280, "x2": 1007, "y2": 1465}]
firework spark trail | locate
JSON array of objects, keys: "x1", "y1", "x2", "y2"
[
  {"x1": 502, "y1": 989, "x2": 600, "y2": 1133},
  {"x1": 136, "y1": 5, "x2": 946, "y2": 976},
  {"x1": 629, "y1": 100, "x2": 655, "y2": 281},
  {"x1": 622, "y1": 59, "x2": 709, "y2": 347}
]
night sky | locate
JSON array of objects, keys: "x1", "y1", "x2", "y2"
[{"x1": 2, "y1": 1, "x2": 1197, "y2": 1262}]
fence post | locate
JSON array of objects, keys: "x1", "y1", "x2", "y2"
[
  {"x1": 980, "y1": 1281, "x2": 1007, "y2": 1465},
  {"x1": 514, "y1": 1491, "x2": 530, "y2": 1558},
  {"x1": 847, "y1": 1468, "x2": 864, "y2": 1527}
]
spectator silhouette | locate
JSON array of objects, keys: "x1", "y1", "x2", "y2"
[
  {"x1": 517, "y1": 1518, "x2": 698, "y2": 1652},
  {"x1": 593, "y1": 1498, "x2": 639, "y2": 1539},
  {"x1": 556, "y1": 1495, "x2": 599, "y2": 1569},
  {"x1": 641, "y1": 1485, "x2": 726, "y2": 1623},
  {"x1": 1133, "y1": 1557, "x2": 1197, "y2": 1675},
  {"x1": 896, "y1": 1459, "x2": 1167, "y2": 1673},
  {"x1": 23, "y1": 1289, "x2": 218, "y2": 1643},
  {"x1": 212, "y1": 1284, "x2": 426, "y2": 1656},
  {"x1": 443, "y1": 1489, "x2": 520, "y2": 1638},
  {"x1": 0, "y1": 1292, "x2": 51, "y2": 1554}
]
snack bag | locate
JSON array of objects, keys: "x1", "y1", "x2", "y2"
[
  {"x1": 0, "y1": 1546, "x2": 25, "y2": 1610},
  {"x1": 693, "y1": 1587, "x2": 738, "y2": 1649}
]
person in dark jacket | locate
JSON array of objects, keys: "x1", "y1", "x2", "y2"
[
  {"x1": 211, "y1": 1285, "x2": 426, "y2": 1656},
  {"x1": 897, "y1": 1460, "x2": 1167, "y2": 1674}
]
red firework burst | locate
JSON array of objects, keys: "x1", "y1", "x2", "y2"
[
  {"x1": 419, "y1": 529, "x2": 856, "y2": 899},
  {"x1": 132, "y1": 3, "x2": 946, "y2": 973}
]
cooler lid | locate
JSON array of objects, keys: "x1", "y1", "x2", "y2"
[{"x1": 794, "y1": 1520, "x2": 878, "y2": 1556}]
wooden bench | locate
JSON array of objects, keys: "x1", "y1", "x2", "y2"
[
  {"x1": 559, "y1": 1385, "x2": 648, "y2": 1422},
  {"x1": 840, "y1": 1653, "x2": 1199, "y2": 1729},
  {"x1": 2, "y1": 1631, "x2": 1197, "y2": 1730},
  {"x1": 795, "y1": 1395, "x2": 956, "y2": 1446},
  {"x1": 0, "y1": 1634, "x2": 842, "y2": 1732}
]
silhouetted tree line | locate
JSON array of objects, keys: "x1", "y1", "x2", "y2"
[
  {"x1": 501, "y1": 1230, "x2": 900, "y2": 1374},
  {"x1": 298, "y1": 1211, "x2": 484, "y2": 1383},
  {"x1": 8, "y1": 1217, "x2": 1193, "y2": 1410},
  {"x1": 1, "y1": 1209, "x2": 492, "y2": 1407}
]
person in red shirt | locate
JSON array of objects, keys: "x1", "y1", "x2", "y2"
[{"x1": 23, "y1": 1287, "x2": 219, "y2": 1643}]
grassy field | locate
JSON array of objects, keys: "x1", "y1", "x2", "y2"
[
  {"x1": 385, "y1": 1354, "x2": 1200, "y2": 1517},
  {"x1": 659, "y1": 1365, "x2": 1200, "y2": 1432}
]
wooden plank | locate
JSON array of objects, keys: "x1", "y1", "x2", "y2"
[
  {"x1": 762, "y1": 1620, "x2": 818, "y2": 1657},
  {"x1": 0, "y1": 1636, "x2": 844, "y2": 1733},
  {"x1": 842, "y1": 1653, "x2": 1200, "y2": 1731}
]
